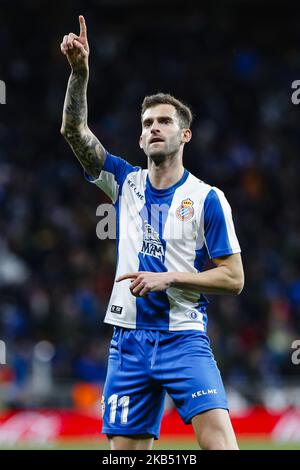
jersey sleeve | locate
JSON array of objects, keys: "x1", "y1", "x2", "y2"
[
  {"x1": 203, "y1": 188, "x2": 241, "y2": 259},
  {"x1": 84, "y1": 151, "x2": 140, "y2": 203}
]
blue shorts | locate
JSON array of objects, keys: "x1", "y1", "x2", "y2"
[{"x1": 101, "y1": 327, "x2": 228, "y2": 439}]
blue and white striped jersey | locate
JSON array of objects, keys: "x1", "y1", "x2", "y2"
[{"x1": 87, "y1": 152, "x2": 241, "y2": 332}]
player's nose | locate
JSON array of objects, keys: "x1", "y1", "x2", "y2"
[{"x1": 150, "y1": 123, "x2": 161, "y2": 134}]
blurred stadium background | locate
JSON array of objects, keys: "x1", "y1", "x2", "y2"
[{"x1": 1, "y1": 0, "x2": 300, "y2": 449}]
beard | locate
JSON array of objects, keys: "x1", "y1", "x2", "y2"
[
  {"x1": 147, "y1": 149, "x2": 167, "y2": 164},
  {"x1": 145, "y1": 139, "x2": 179, "y2": 164}
]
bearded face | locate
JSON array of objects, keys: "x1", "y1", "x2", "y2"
[{"x1": 140, "y1": 104, "x2": 186, "y2": 162}]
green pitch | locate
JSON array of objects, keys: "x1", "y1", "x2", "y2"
[{"x1": 0, "y1": 438, "x2": 300, "y2": 450}]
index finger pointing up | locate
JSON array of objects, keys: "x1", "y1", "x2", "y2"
[{"x1": 79, "y1": 15, "x2": 87, "y2": 37}]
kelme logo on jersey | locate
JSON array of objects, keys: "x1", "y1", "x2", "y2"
[
  {"x1": 140, "y1": 221, "x2": 165, "y2": 261},
  {"x1": 175, "y1": 198, "x2": 194, "y2": 221}
]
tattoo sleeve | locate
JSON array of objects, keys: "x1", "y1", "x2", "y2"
[{"x1": 61, "y1": 70, "x2": 106, "y2": 178}]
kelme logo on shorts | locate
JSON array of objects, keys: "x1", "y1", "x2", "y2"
[{"x1": 192, "y1": 389, "x2": 217, "y2": 398}]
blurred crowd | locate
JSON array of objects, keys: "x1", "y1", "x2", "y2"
[{"x1": 0, "y1": 1, "x2": 300, "y2": 407}]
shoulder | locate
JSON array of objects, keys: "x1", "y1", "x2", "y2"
[
  {"x1": 186, "y1": 173, "x2": 232, "y2": 213},
  {"x1": 186, "y1": 172, "x2": 218, "y2": 200}
]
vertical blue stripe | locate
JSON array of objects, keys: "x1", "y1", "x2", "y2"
[
  {"x1": 194, "y1": 245, "x2": 208, "y2": 272},
  {"x1": 136, "y1": 170, "x2": 189, "y2": 329},
  {"x1": 204, "y1": 189, "x2": 233, "y2": 258}
]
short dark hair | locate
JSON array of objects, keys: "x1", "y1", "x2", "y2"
[{"x1": 141, "y1": 93, "x2": 193, "y2": 128}]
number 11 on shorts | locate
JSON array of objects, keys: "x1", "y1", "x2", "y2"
[{"x1": 108, "y1": 394, "x2": 130, "y2": 424}]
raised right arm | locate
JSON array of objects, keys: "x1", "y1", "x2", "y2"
[{"x1": 60, "y1": 16, "x2": 106, "y2": 178}]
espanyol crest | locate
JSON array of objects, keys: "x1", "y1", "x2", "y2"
[{"x1": 175, "y1": 198, "x2": 194, "y2": 221}]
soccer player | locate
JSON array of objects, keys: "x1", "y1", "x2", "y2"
[{"x1": 60, "y1": 16, "x2": 244, "y2": 450}]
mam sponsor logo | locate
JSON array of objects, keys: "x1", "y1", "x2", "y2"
[
  {"x1": 192, "y1": 388, "x2": 217, "y2": 399},
  {"x1": 140, "y1": 220, "x2": 164, "y2": 261}
]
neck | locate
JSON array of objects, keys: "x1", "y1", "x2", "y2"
[{"x1": 148, "y1": 154, "x2": 184, "y2": 190}]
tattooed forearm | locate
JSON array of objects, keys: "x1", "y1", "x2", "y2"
[
  {"x1": 61, "y1": 70, "x2": 106, "y2": 178},
  {"x1": 62, "y1": 70, "x2": 88, "y2": 129}
]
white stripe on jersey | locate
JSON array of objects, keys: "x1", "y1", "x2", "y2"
[{"x1": 163, "y1": 173, "x2": 211, "y2": 330}]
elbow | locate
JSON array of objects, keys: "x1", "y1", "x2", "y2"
[
  {"x1": 231, "y1": 275, "x2": 244, "y2": 295},
  {"x1": 60, "y1": 124, "x2": 67, "y2": 137},
  {"x1": 60, "y1": 124, "x2": 73, "y2": 138},
  {"x1": 60, "y1": 124, "x2": 86, "y2": 138},
  {"x1": 60, "y1": 125, "x2": 74, "y2": 141}
]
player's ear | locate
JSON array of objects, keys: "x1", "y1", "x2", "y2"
[
  {"x1": 139, "y1": 135, "x2": 143, "y2": 149},
  {"x1": 182, "y1": 128, "x2": 192, "y2": 144}
]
